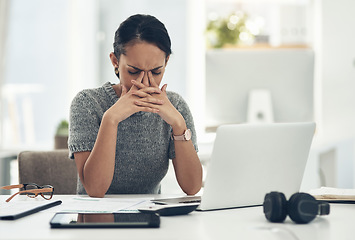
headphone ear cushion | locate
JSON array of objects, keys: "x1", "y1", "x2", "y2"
[
  {"x1": 263, "y1": 192, "x2": 287, "y2": 222},
  {"x1": 288, "y1": 193, "x2": 318, "y2": 224}
]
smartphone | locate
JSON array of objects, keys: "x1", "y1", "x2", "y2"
[{"x1": 50, "y1": 212, "x2": 160, "y2": 228}]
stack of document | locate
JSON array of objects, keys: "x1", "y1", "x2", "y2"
[{"x1": 309, "y1": 187, "x2": 355, "y2": 202}]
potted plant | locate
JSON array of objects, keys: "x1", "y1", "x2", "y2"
[
  {"x1": 54, "y1": 120, "x2": 69, "y2": 149},
  {"x1": 206, "y1": 12, "x2": 250, "y2": 48}
]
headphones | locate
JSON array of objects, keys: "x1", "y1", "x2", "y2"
[{"x1": 263, "y1": 192, "x2": 330, "y2": 224}]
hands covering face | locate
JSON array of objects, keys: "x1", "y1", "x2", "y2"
[{"x1": 113, "y1": 71, "x2": 182, "y2": 127}]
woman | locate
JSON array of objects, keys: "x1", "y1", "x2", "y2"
[{"x1": 68, "y1": 14, "x2": 202, "y2": 197}]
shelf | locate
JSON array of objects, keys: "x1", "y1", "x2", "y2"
[{"x1": 207, "y1": 43, "x2": 311, "y2": 51}]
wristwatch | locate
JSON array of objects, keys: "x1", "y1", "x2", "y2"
[{"x1": 172, "y1": 129, "x2": 192, "y2": 141}]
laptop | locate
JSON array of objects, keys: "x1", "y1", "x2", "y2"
[{"x1": 153, "y1": 122, "x2": 316, "y2": 211}]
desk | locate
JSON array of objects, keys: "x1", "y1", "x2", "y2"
[{"x1": 0, "y1": 195, "x2": 354, "y2": 240}]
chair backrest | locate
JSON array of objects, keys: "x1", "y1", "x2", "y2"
[{"x1": 18, "y1": 150, "x2": 78, "y2": 194}]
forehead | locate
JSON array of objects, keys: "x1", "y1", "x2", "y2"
[{"x1": 121, "y1": 41, "x2": 166, "y2": 69}]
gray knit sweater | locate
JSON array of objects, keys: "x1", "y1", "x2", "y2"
[{"x1": 68, "y1": 82, "x2": 198, "y2": 194}]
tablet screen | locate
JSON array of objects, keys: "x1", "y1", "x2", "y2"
[{"x1": 50, "y1": 212, "x2": 160, "y2": 228}]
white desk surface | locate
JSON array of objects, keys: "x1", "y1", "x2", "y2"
[{"x1": 0, "y1": 194, "x2": 354, "y2": 240}]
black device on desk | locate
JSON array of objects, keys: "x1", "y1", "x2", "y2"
[
  {"x1": 50, "y1": 212, "x2": 160, "y2": 228},
  {"x1": 138, "y1": 203, "x2": 199, "y2": 216}
]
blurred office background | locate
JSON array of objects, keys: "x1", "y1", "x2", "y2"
[{"x1": 1, "y1": 0, "x2": 355, "y2": 192}]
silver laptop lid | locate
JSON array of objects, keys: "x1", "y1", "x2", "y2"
[{"x1": 199, "y1": 122, "x2": 316, "y2": 211}]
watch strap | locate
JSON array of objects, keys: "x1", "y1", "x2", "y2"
[{"x1": 172, "y1": 129, "x2": 191, "y2": 141}]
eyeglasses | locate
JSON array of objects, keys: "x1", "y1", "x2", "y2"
[{"x1": 0, "y1": 183, "x2": 54, "y2": 202}]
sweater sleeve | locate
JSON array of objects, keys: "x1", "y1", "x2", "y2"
[{"x1": 68, "y1": 91, "x2": 101, "y2": 159}]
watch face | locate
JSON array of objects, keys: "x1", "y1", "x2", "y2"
[{"x1": 184, "y1": 129, "x2": 192, "y2": 140}]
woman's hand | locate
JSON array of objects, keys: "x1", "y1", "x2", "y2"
[
  {"x1": 132, "y1": 72, "x2": 186, "y2": 132},
  {"x1": 106, "y1": 71, "x2": 164, "y2": 125}
]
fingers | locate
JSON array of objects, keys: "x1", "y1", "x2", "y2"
[
  {"x1": 131, "y1": 71, "x2": 160, "y2": 90},
  {"x1": 143, "y1": 71, "x2": 149, "y2": 86},
  {"x1": 121, "y1": 70, "x2": 166, "y2": 116},
  {"x1": 137, "y1": 106, "x2": 160, "y2": 114},
  {"x1": 161, "y1": 84, "x2": 167, "y2": 93},
  {"x1": 124, "y1": 82, "x2": 164, "y2": 107},
  {"x1": 131, "y1": 80, "x2": 162, "y2": 94},
  {"x1": 133, "y1": 91, "x2": 164, "y2": 103},
  {"x1": 134, "y1": 100, "x2": 161, "y2": 113},
  {"x1": 126, "y1": 77, "x2": 164, "y2": 105},
  {"x1": 130, "y1": 71, "x2": 145, "y2": 91},
  {"x1": 148, "y1": 71, "x2": 159, "y2": 88},
  {"x1": 134, "y1": 93, "x2": 164, "y2": 105},
  {"x1": 137, "y1": 71, "x2": 144, "y2": 84},
  {"x1": 121, "y1": 84, "x2": 127, "y2": 96}
]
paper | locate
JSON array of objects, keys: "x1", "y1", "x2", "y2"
[
  {"x1": 58, "y1": 196, "x2": 155, "y2": 213},
  {"x1": 309, "y1": 187, "x2": 355, "y2": 200}
]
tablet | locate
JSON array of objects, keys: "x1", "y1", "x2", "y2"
[{"x1": 50, "y1": 212, "x2": 160, "y2": 228}]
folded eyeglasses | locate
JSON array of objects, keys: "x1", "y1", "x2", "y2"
[{"x1": 0, "y1": 183, "x2": 54, "y2": 202}]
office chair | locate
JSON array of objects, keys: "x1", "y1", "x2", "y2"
[{"x1": 18, "y1": 150, "x2": 78, "y2": 194}]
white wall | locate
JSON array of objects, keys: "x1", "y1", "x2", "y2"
[
  {"x1": 303, "y1": 0, "x2": 355, "y2": 189},
  {"x1": 317, "y1": 0, "x2": 355, "y2": 143},
  {"x1": 3, "y1": 0, "x2": 71, "y2": 148},
  {"x1": 0, "y1": 0, "x2": 9, "y2": 148},
  {"x1": 1, "y1": 0, "x2": 98, "y2": 149},
  {"x1": 1, "y1": 0, "x2": 190, "y2": 149},
  {"x1": 97, "y1": 0, "x2": 189, "y2": 98}
]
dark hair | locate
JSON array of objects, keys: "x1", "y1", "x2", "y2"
[{"x1": 113, "y1": 14, "x2": 172, "y2": 61}]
